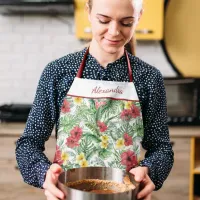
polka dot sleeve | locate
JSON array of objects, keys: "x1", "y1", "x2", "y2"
[
  {"x1": 139, "y1": 69, "x2": 174, "y2": 190},
  {"x1": 15, "y1": 62, "x2": 58, "y2": 188}
]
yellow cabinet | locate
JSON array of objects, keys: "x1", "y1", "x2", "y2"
[
  {"x1": 74, "y1": 0, "x2": 164, "y2": 40},
  {"x1": 164, "y1": 0, "x2": 200, "y2": 77}
]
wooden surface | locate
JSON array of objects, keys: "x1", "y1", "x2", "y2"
[
  {"x1": 0, "y1": 135, "x2": 56, "y2": 200},
  {"x1": 152, "y1": 138, "x2": 190, "y2": 200}
]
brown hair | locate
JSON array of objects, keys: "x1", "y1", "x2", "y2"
[{"x1": 86, "y1": 0, "x2": 137, "y2": 56}]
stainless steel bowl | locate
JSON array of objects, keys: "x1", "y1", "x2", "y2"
[{"x1": 58, "y1": 167, "x2": 140, "y2": 200}]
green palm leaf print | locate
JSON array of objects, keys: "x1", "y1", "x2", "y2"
[
  {"x1": 84, "y1": 133, "x2": 101, "y2": 143},
  {"x1": 96, "y1": 100, "x2": 123, "y2": 122},
  {"x1": 94, "y1": 157, "x2": 106, "y2": 167},
  {"x1": 78, "y1": 136, "x2": 96, "y2": 158},
  {"x1": 84, "y1": 123, "x2": 100, "y2": 136},
  {"x1": 59, "y1": 115, "x2": 80, "y2": 134},
  {"x1": 98, "y1": 149, "x2": 112, "y2": 159},
  {"x1": 133, "y1": 119, "x2": 144, "y2": 137}
]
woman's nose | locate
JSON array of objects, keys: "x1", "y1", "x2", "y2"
[{"x1": 108, "y1": 22, "x2": 120, "y2": 36}]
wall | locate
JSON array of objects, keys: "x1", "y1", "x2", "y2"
[{"x1": 0, "y1": 14, "x2": 176, "y2": 105}]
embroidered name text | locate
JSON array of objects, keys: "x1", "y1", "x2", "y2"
[{"x1": 91, "y1": 86, "x2": 123, "y2": 94}]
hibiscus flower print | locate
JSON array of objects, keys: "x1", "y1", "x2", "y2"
[
  {"x1": 97, "y1": 121, "x2": 108, "y2": 132},
  {"x1": 123, "y1": 133, "x2": 133, "y2": 146},
  {"x1": 53, "y1": 145, "x2": 63, "y2": 165},
  {"x1": 121, "y1": 150, "x2": 138, "y2": 171},
  {"x1": 120, "y1": 109, "x2": 132, "y2": 120},
  {"x1": 61, "y1": 99, "x2": 70, "y2": 113},
  {"x1": 70, "y1": 126, "x2": 83, "y2": 140},
  {"x1": 66, "y1": 136, "x2": 79, "y2": 148},
  {"x1": 95, "y1": 101, "x2": 106, "y2": 109},
  {"x1": 130, "y1": 104, "x2": 140, "y2": 118}
]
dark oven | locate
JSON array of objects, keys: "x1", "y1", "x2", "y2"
[{"x1": 164, "y1": 78, "x2": 200, "y2": 126}]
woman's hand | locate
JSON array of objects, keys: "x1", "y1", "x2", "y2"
[
  {"x1": 129, "y1": 166, "x2": 155, "y2": 200},
  {"x1": 43, "y1": 163, "x2": 66, "y2": 200}
]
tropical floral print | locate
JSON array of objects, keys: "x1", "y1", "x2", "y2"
[
  {"x1": 124, "y1": 133, "x2": 133, "y2": 146},
  {"x1": 97, "y1": 121, "x2": 108, "y2": 132},
  {"x1": 61, "y1": 99, "x2": 70, "y2": 113},
  {"x1": 55, "y1": 97, "x2": 144, "y2": 172},
  {"x1": 121, "y1": 150, "x2": 138, "y2": 171}
]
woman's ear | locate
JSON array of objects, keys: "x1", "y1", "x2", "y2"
[
  {"x1": 138, "y1": 8, "x2": 144, "y2": 21},
  {"x1": 85, "y1": 3, "x2": 91, "y2": 22},
  {"x1": 88, "y1": 13, "x2": 91, "y2": 23}
]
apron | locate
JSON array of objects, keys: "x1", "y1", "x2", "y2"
[{"x1": 53, "y1": 48, "x2": 144, "y2": 172}]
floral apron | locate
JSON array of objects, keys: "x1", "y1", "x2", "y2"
[{"x1": 54, "y1": 48, "x2": 144, "y2": 172}]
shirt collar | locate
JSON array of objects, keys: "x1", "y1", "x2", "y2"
[{"x1": 86, "y1": 50, "x2": 127, "y2": 70}]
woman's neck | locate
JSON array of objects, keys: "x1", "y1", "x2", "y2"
[{"x1": 89, "y1": 39, "x2": 124, "y2": 68}]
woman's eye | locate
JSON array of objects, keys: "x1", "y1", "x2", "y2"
[
  {"x1": 99, "y1": 20, "x2": 109, "y2": 24},
  {"x1": 121, "y1": 22, "x2": 133, "y2": 27}
]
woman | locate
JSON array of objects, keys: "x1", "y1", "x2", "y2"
[{"x1": 16, "y1": 0, "x2": 174, "y2": 199}]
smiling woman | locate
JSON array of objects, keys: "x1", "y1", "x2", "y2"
[
  {"x1": 87, "y1": 0, "x2": 142, "y2": 65},
  {"x1": 15, "y1": 0, "x2": 174, "y2": 200},
  {"x1": 87, "y1": 0, "x2": 143, "y2": 57}
]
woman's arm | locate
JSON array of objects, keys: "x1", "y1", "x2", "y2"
[
  {"x1": 15, "y1": 62, "x2": 58, "y2": 188},
  {"x1": 139, "y1": 69, "x2": 174, "y2": 190}
]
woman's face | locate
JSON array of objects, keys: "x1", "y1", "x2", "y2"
[{"x1": 88, "y1": 0, "x2": 138, "y2": 54}]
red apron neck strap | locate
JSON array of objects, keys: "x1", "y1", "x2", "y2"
[
  {"x1": 77, "y1": 48, "x2": 133, "y2": 82},
  {"x1": 125, "y1": 50, "x2": 133, "y2": 82},
  {"x1": 77, "y1": 48, "x2": 90, "y2": 78}
]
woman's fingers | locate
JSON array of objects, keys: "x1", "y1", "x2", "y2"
[
  {"x1": 44, "y1": 189, "x2": 61, "y2": 200},
  {"x1": 137, "y1": 175, "x2": 155, "y2": 199},
  {"x1": 57, "y1": 181, "x2": 68, "y2": 198},
  {"x1": 129, "y1": 167, "x2": 155, "y2": 200},
  {"x1": 50, "y1": 164, "x2": 63, "y2": 175},
  {"x1": 43, "y1": 164, "x2": 65, "y2": 200},
  {"x1": 143, "y1": 192, "x2": 152, "y2": 200},
  {"x1": 129, "y1": 166, "x2": 146, "y2": 182},
  {"x1": 44, "y1": 181, "x2": 65, "y2": 199}
]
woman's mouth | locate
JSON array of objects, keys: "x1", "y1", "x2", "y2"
[{"x1": 105, "y1": 38, "x2": 122, "y2": 45}]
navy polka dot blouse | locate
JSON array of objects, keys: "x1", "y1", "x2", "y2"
[{"x1": 15, "y1": 48, "x2": 174, "y2": 191}]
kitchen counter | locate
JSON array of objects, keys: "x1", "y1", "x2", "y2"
[
  {"x1": 0, "y1": 122, "x2": 199, "y2": 138},
  {"x1": 0, "y1": 122, "x2": 200, "y2": 200}
]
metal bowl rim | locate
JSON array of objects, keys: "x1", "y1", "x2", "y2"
[{"x1": 58, "y1": 167, "x2": 140, "y2": 194}]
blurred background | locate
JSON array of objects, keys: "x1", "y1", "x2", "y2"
[{"x1": 0, "y1": 0, "x2": 200, "y2": 200}]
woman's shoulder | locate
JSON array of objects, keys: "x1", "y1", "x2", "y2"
[
  {"x1": 128, "y1": 53, "x2": 163, "y2": 82},
  {"x1": 40, "y1": 49, "x2": 86, "y2": 79},
  {"x1": 44, "y1": 48, "x2": 87, "y2": 72}
]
